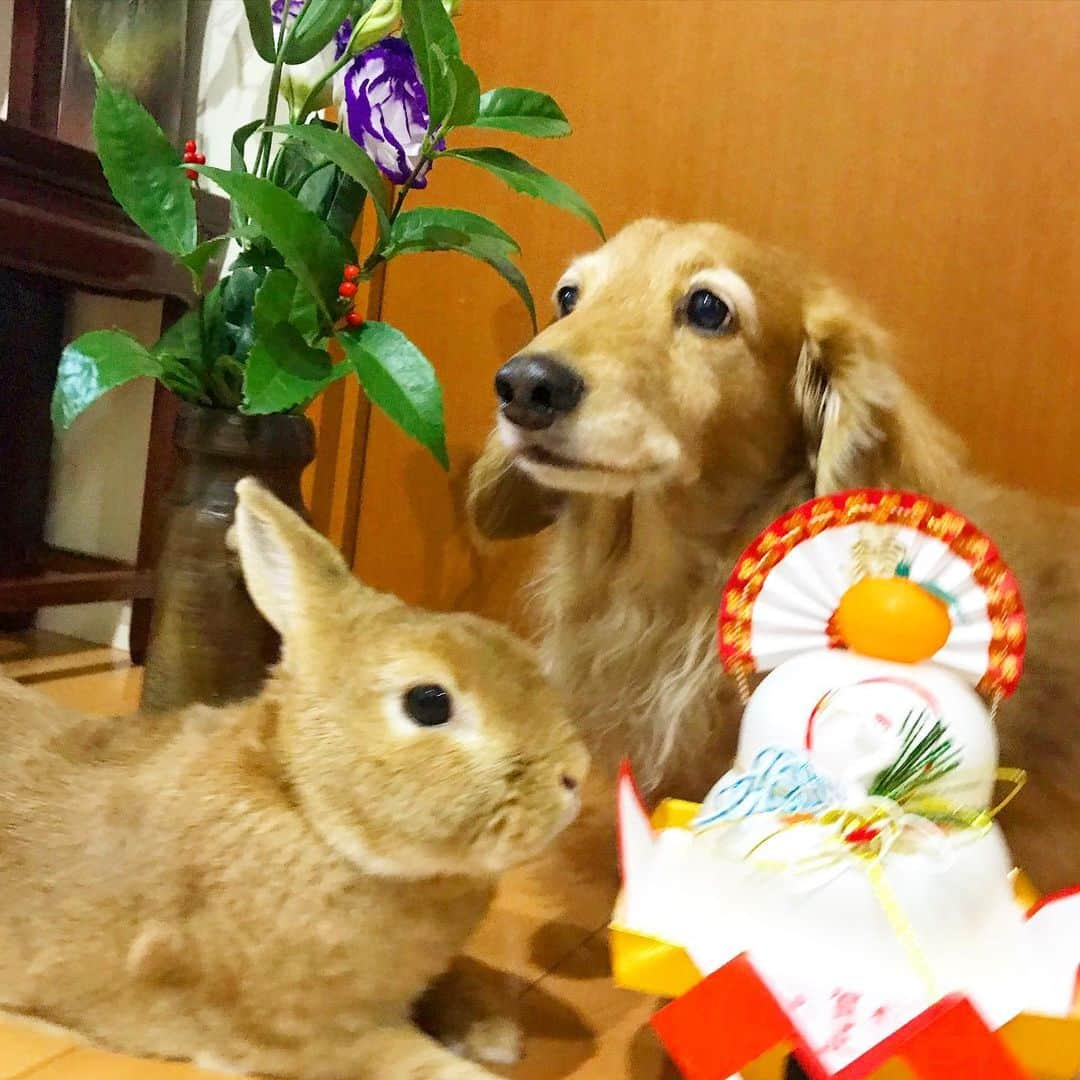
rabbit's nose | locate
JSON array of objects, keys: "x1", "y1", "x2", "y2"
[{"x1": 560, "y1": 774, "x2": 579, "y2": 793}]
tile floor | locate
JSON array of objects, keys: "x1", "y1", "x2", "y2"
[{"x1": 0, "y1": 632, "x2": 671, "y2": 1079}]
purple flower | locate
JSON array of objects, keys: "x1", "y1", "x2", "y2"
[
  {"x1": 334, "y1": 19, "x2": 353, "y2": 60},
  {"x1": 270, "y1": 0, "x2": 304, "y2": 24},
  {"x1": 343, "y1": 38, "x2": 441, "y2": 188}
]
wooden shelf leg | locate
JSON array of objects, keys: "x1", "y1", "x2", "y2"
[{"x1": 129, "y1": 339, "x2": 182, "y2": 664}]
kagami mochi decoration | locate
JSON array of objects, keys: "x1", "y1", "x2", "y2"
[
  {"x1": 609, "y1": 490, "x2": 1080, "y2": 1080},
  {"x1": 717, "y1": 489, "x2": 1027, "y2": 811}
]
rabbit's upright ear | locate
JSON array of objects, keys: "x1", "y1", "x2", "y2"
[{"x1": 232, "y1": 478, "x2": 354, "y2": 639}]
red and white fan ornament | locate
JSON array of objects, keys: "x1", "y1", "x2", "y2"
[{"x1": 719, "y1": 488, "x2": 1026, "y2": 699}]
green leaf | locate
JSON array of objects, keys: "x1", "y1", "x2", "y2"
[
  {"x1": 179, "y1": 237, "x2": 229, "y2": 276},
  {"x1": 266, "y1": 123, "x2": 390, "y2": 241},
  {"x1": 244, "y1": 325, "x2": 340, "y2": 414},
  {"x1": 425, "y1": 44, "x2": 477, "y2": 133},
  {"x1": 153, "y1": 307, "x2": 205, "y2": 371},
  {"x1": 446, "y1": 57, "x2": 481, "y2": 126},
  {"x1": 52, "y1": 330, "x2": 161, "y2": 429},
  {"x1": 159, "y1": 358, "x2": 209, "y2": 404},
  {"x1": 200, "y1": 279, "x2": 230, "y2": 365},
  {"x1": 242, "y1": 0, "x2": 278, "y2": 62},
  {"x1": 337, "y1": 321, "x2": 448, "y2": 468},
  {"x1": 284, "y1": 0, "x2": 355, "y2": 64},
  {"x1": 387, "y1": 207, "x2": 519, "y2": 255},
  {"x1": 215, "y1": 265, "x2": 263, "y2": 362},
  {"x1": 323, "y1": 170, "x2": 368, "y2": 247},
  {"x1": 384, "y1": 208, "x2": 535, "y2": 329},
  {"x1": 178, "y1": 237, "x2": 229, "y2": 292},
  {"x1": 232, "y1": 118, "x2": 264, "y2": 174},
  {"x1": 254, "y1": 268, "x2": 321, "y2": 342},
  {"x1": 247, "y1": 267, "x2": 335, "y2": 415},
  {"x1": 269, "y1": 136, "x2": 366, "y2": 251},
  {"x1": 442, "y1": 147, "x2": 604, "y2": 238},
  {"x1": 480, "y1": 253, "x2": 537, "y2": 332},
  {"x1": 384, "y1": 209, "x2": 534, "y2": 326},
  {"x1": 254, "y1": 269, "x2": 298, "y2": 339},
  {"x1": 229, "y1": 118, "x2": 265, "y2": 233},
  {"x1": 401, "y1": 0, "x2": 460, "y2": 130},
  {"x1": 231, "y1": 245, "x2": 286, "y2": 274},
  {"x1": 292, "y1": 287, "x2": 322, "y2": 343},
  {"x1": 207, "y1": 355, "x2": 246, "y2": 410},
  {"x1": 281, "y1": 153, "x2": 338, "y2": 217},
  {"x1": 90, "y1": 63, "x2": 197, "y2": 256},
  {"x1": 192, "y1": 166, "x2": 354, "y2": 318},
  {"x1": 427, "y1": 43, "x2": 457, "y2": 133},
  {"x1": 473, "y1": 88, "x2": 571, "y2": 138}
]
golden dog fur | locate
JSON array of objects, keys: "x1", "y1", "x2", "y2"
[
  {"x1": 0, "y1": 481, "x2": 587, "y2": 1078},
  {"x1": 468, "y1": 219, "x2": 1080, "y2": 891}
]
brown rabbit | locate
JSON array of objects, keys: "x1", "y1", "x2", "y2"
[{"x1": 0, "y1": 480, "x2": 588, "y2": 1078}]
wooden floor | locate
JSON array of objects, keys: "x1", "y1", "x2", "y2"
[{"x1": 0, "y1": 632, "x2": 671, "y2": 1080}]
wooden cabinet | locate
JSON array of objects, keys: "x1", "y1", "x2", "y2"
[
  {"x1": 0, "y1": 124, "x2": 227, "y2": 652},
  {"x1": 0, "y1": 0, "x2": 227, "y2": 651}
]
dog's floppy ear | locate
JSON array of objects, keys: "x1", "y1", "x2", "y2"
[
  {"x1": 794, "y1": 286, "x2": 962, "y2": 494},
  {"x1": 467, "y1": 430, "x2": 564, "y2": 542}
]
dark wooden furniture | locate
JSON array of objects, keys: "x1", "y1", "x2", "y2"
[{"x1": 0, "y1": 119, "x2": 228, "y2": 658}]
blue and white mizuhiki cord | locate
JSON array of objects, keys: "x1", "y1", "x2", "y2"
[{"x1": 692, "y1": 747, "x2": 835, "y2": 830}]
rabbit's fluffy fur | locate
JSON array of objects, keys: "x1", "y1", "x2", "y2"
[
  {"x1": 469, "y1": 218, "x2": 1080, "y2": 891},
  {"x1": 0, "y1": 480, "x2": 588, "y2": 1078}
]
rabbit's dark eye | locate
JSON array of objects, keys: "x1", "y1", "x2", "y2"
[{"x1": 404, "y1": 684, "x2": 453, "y2": 727}]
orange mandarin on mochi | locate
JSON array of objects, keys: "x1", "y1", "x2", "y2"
[{"x1": 835, "y1": 576, "x2": 952, "y2": 663}]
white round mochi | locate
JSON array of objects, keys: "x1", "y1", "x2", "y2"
[{"x1": 738, "y1": 649, "x2": 998, "y2": 809}]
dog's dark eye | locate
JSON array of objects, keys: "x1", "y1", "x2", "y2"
[
  {"x1": 556, "y1": 285, "x2": 580, "y2": 317},
  {"x1": 686, "y1": 289, "x2": 734, "y2": 334},
  {"x1": 403, "y1": 684, "x2": 453, "y2": 727}
]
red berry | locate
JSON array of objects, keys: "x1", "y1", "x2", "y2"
[
  {"x1": 338, "y1": 281, "x2": 358, "y2": 299},
  {"x1": 183, "y1": 152, "x2": 196, "y2": 163},
  {"x1": 345, "y1": 311, "x2": 365, "y2": 328},
  {"x1": 194, "y1": 153, "x2": 206, "y2": 165},
  {"x1": 343, "y1": 263, "x2": 361, "y2": 281},
  {"x1": 184, "y1": 139, "x2": 197, "y2": 154},
  {"x1": 185, "y1": 169, "x2": 199, "y2": 181}
]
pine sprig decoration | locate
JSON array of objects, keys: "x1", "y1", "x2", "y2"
[{"x1": 869, "y1": 710, "x2": 960, "y2": 803}]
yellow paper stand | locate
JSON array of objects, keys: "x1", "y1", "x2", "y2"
[{"x1": 609, "y1": 924, "x2": 702, "y2": 1000}]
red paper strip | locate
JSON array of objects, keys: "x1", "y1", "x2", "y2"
[
  {"x1": 653, "y1": 956, "x2": 1030, "y2": 1080},
  {"x1": 652, "y1": 953, "x2": 796, "y2": 1079}
]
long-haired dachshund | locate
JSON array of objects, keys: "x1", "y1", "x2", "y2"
[{"x1": 469, "y1": 219, "x2": 1080, "y2": 890}]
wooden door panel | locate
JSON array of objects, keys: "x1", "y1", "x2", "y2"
[{"x1": 351, "y1": 0, "x2": 1080, "y2": 617}]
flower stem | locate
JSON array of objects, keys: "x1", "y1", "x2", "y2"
[
  {"x1": 254, "y1": 12, "x2": 299, "y2": 179},
  {"x1": 355, "y1": 133, "x2": 441, "y2": 273},
  {"x1": 389, "y1": 182, "x2": 412, "y2": 221},
  {"x1": 389, "y1": 147, "x2": 436, "y2": 222}
]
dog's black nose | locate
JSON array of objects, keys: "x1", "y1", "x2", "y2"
[{"x1": 494, "y1": 354, "x2": 584, "y2": 430}]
